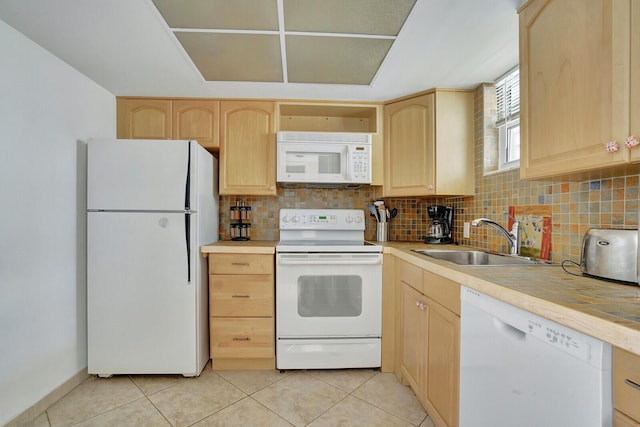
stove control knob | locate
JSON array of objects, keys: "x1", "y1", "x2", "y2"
[
  {"x1": 281, "y1": 215, "x2": 290, "y2": 224},
  {"x1": 354, "y1": 216, "x2": 363, "y2": 223},
  {"x1": 345, "y1": 216, "x2": 353, "y2": 223},
  {"x1": 292, "y1": 215, "x2": 300, "y2": 223}
]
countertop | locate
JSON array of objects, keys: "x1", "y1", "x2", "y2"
[{"x1": 201, "y1": 240, "x2": 640, "y2": 356}]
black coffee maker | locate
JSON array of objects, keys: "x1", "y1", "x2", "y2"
[{"x1": 426, "y1": 205, "x2": 454, "y2": 244}]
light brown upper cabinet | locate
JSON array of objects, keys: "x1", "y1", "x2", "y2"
[
  {"x1": 219, "y1": 100, "x2": 277, "y2": 196},
  {"x1": 117, "y1": 98, "x2": 172, "y2": 140},
  {"x1": 172, "y1": 100, "x2": 220, "y2": 150},
  {"x1": 519, "y1": 0, "x2": 640, "y2": 180},
  {"x1": 383, "y1": 89, "x2": 474, "y2": 197},
  {"x1": 117, "y1": 98, "x2": 220, "y2": 150}
]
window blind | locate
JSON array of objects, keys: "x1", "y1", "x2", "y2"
[{"x1": 496, "y1": 67, "x2": 520, "y2": 124}]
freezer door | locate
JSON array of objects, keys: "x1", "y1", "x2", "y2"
[
  {"x1": 87, "y1": 139, "x2": 193, "y2": 211},
  {"x1": 88, "y1": 211, "x2": 198, "y2": 375}
]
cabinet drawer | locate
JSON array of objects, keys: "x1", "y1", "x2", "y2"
[
  {"x1": 616, "y1": 410, "x2": 640, "y2": 427},
  {"x1": 615, "y1": 348, "x2": 640, "y2": 422},
  {"x1": 209, "y1": 254, "x2": 273, "y2": 275},
  {"x1": 210, "y1": 275, "x2": 273, "y2": 317},
  {"x1": 398, "y1": 260, "x2": 424, "y2": 293},
  {"x1": 210, "y1": 318, "x2": 274, "y2": 359},
  {"x1": 423, "y1": 270, "x2": 460, "y2": 315}
]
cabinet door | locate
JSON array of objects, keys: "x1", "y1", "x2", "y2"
[
  {"x1": 629, "y1": 3, "x2": 640, "y2": 163},
  {"x1": 220, "y1": 101, "x2": 277, "y2": 195},
  {"x1": 384, "y1": 93, "x2": 435, "y2": 196},
  {"x1": 424, "y1": 299, "x2": 460, "y2": 427},
  {"x1": 519, "y1": 0, "x2": 632, "y2": 179},
  {"x1": 117, "y1": 98, "x2": 172, "y2": 140},
  {"x1": 401, "y1": 283, "x2": 426, "y2": 394},
  {"x1": 614, "y1": 347, "x2": 640, "y2": 422},
  {"x1": 433, "y1": 91, "x2": 474, "y2": 196},
  {"x1": 173, "y1": 100, "x2": 220, "y2": 150}
]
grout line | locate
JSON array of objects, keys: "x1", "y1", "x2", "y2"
[{"x1": 245, "y1": 395, "x2": 295, "y2": 426}]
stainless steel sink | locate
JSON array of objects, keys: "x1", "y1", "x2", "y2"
[{"x1": 412, "y1": 249, "x2": 555, "y2": 266}]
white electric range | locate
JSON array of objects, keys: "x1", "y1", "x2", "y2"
[{"x1": 275, "y1": 209, "x2": 383, "y2": 370}]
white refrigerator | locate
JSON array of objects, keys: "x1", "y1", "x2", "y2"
[{"x1": 87, "y1": 139, "x2": 218, "y2": 377}]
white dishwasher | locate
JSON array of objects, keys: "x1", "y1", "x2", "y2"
[{"x1": 460, "y1": 286, "x2": 612, "y2": 427}]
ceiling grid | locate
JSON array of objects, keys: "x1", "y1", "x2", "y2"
[{"x1": 151, "y1": 0, "x2": 417, "y2": 85}]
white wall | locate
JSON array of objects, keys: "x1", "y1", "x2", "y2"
[{"x1": 0, "y1": 20, "x2": 115, "y2": 424}]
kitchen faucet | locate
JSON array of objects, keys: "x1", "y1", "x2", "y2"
[{"x1": 470, "y1": 216, "x2": 520, "y2": 255}]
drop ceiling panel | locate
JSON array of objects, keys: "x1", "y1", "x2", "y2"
[
  {"x1": 283, "y1": 0, "x2": 416, "y2": 36},
  {"x1": 175, "y1": 32, "x2": 283, "y2": 82},
  {"x1": 152, "y1": 0, "x2": 279, "y2": 30},
  {"x1": 286, "y1": 36, "x2": 393, "y2": 85}
]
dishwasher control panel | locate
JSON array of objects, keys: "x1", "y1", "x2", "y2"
[{"x1": 461, "y1": 286, "x2": 605, "y2": 366}]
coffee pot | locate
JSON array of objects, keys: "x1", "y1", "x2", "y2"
[
  {"x1": 426, "y1": 205, "x2": 453, "y2": 244},
  {"x1": 430, "y1": 222, "x2": 444, "y2": 238}
]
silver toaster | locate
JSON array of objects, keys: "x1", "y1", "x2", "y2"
[{"x1": 581, "y1": 228, "x2": 638, "y2": 284}]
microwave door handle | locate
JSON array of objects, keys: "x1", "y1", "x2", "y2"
[{"x1": 340, "y1": 146, "x2": 350, "y2": 180}]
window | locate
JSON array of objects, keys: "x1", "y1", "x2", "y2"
[{"x1": 495, "y1": 67, "x2": 520, "y2": 170}]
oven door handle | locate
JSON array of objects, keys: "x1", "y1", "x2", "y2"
[{"x1": 277, "y1": 255, "x2": 382, "y2": 266}]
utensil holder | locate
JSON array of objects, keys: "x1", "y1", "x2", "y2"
[{"x1": 376, "y1": 222, "x2": 389, "y2": 242}]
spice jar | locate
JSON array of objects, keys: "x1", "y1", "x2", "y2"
[{"x1": 231, "y1": 206, "x2": 240, "y2": 220}]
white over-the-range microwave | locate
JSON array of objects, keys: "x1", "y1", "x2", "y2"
[{"x1": 276, "y1": 131, "x2": 372, "y2": 185}]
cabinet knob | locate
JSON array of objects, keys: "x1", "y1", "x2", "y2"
[
  {"x1": 427, "y1": 184, "x2": 434, "y2": 191},
  {"x1": 624, "y1": 135, "x2": 639, "y2": 149},
  {"x1": 605, "y1": 141, "x2": 619, "y2": 153}
]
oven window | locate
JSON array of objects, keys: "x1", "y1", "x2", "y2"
[{"x1": 297, "y1": 275, "x2": 362, "y2": 317}]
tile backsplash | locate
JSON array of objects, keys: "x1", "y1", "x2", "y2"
[
  {"x1": 219, "y1": 84, "x2": 639, "y2": 264},
  {"x1": 219, "y1": 190, "x2": 458, "y2": 243}
]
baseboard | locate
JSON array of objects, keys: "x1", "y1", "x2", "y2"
[{"x1": 6, "y1": 368, "x2": 90, "y2": 427}]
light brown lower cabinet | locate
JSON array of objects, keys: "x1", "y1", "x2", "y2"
[
  {"x1": 616, "y1": 410, "x2": 640, "y2": 427},
  {"x1": 614, "y1": 347, "x2": 640, "y2": 426},
  {"x1": 208, "y1": 254, "x2": 275, "y2": 370},
  {"x1": 397, "y1": 259, "x2": 460, "y2": 427}
]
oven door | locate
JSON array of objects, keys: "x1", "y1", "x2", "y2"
[{"x1": 276, "y1": 252, "x2": 382, "y2": 338}]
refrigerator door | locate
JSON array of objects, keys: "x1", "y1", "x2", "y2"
[
  {"x1": 88, "y1": 211, "x2": 198, "y2": 376},
  {"x1": 87, "y1": 139, "x2": 194, "y2": 211}
]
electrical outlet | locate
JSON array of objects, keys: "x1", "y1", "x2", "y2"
[{"x1": 463, "y1": 222, "x2": 471, "y2": 238}]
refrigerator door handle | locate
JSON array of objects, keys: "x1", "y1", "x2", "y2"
[
  {"x1": 184, "y1": 142, "x2": 192, "y2": 285},
  {"x1": 185, "y1": 212, "x2": 191, "y2": 284},
  {"x1": 185, "y1": 142, "x2": 191, "y2": 211}
]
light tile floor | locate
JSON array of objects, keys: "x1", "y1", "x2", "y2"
[{"x1": 27, "y1": 364, "x2": 438, "y2": 427}]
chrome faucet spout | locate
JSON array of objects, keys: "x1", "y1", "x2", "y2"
[{"x1": 470, "y1": 217, "x2": 520, "y2": 255}]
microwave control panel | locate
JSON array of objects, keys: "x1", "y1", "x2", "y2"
[{"x1": 350, "y1": 145, "x2": 370, "y2": 181}]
